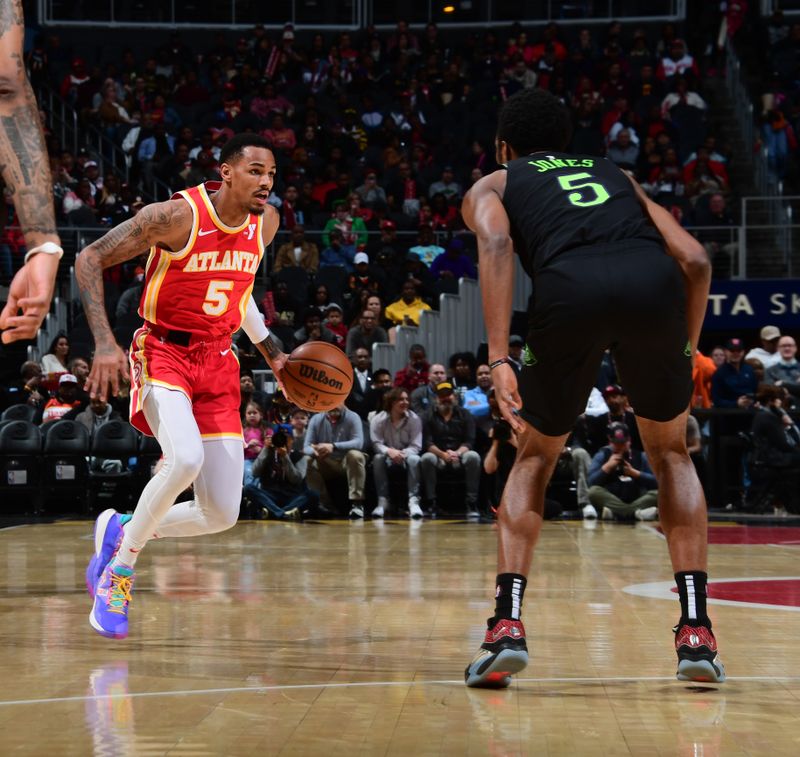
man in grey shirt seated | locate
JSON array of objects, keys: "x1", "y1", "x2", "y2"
[
  {"x1": 369, "y1": 387, "x2": 423, "y2": 519},
  {"x1": 304, "y1": 404, "x2": 367, "y2": 519},
  {"x1": 345, "y1": 309, "x2": 388, "y2": 356}
]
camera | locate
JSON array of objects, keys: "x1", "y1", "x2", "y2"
[
  {"x1": 271, "y1": 430, "x2": 288, "y2": 448},
  {"x1": 493, "y1": 419, "x2": 512, "y2": 443}
]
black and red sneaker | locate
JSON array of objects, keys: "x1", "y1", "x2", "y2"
[
  {"x1": 674, "y1": 622, "x2": 726, "y2": 683},
  {"x1": 465, "y1": 618, "x2": 529, "y2": 688}
]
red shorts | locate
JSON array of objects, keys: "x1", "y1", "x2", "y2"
[{"x1": 129, "y1": 325, "x2": 242, "y2": 440}]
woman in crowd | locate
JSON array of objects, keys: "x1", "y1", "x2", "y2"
[{"x1": 41, "y1": 332, "x2": 70, "y2": 375}]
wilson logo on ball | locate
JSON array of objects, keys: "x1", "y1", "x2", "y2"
[{"x1": 298, "y1": 364, "x2": 345, "y2": 391}]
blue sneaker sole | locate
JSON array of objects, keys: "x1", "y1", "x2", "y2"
[
  {"x1": 677, "y1": 657, "x2": 726, "y2": 683},
  {"x1": 86, "y1": 509, "x2": 118, "y2": 599},
  {"x1": 89, "y1": 605, "x2": 128, "y2": 639},
  {"x1": 465, "y1": 648, "x2": 529, "y2": 688}
]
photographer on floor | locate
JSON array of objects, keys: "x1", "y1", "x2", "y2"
[
  {"x1": 587, "y1": 422, "x2": 659, "y2": 521},
  {"x1": 243, "y1": 425, "x2": 319, "y2": 521}
]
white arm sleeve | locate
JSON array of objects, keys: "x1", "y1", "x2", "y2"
[{"x1": 241, "y1": 296, "x2": 270, "y2": 344}]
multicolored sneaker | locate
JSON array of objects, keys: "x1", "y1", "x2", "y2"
[
  {"x1": 675, "y1": 622, "x2": 726, "y2": 683},
  {"x1": 465, "y1": 618, "x2": 529, "y2": 688},
  {"x1": 85, "y1": 509, "x2": 130, "y2": 598},
  {"x1": 90, "y1": 563, "x2": 135, "y2": 639}
]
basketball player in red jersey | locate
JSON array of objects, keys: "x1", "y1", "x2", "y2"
[{"x1": 75, "y1": 134, "x2": 287, "y2": 638}]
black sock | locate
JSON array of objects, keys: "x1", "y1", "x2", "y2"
[
  {"x1": 493, "y1": 573, "x2": 527, "y2": 622},
  {"x1": 674, "y1": 571, "x2": 710, "y2": 626}
]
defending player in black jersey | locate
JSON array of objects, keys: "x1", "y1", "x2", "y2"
[{"x1": 462, "y1": 88, "x2": 724, "y2": 688}]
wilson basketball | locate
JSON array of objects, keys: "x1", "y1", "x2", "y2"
[{"x1": 281, "y1": 341, "x2": 354, "y2": 413}]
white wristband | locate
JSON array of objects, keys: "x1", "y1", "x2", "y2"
[{"x1": 24, "y1": 242, "x2": 64, "y2": 265}]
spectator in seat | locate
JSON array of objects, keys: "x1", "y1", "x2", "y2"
[
  {"x1": 294, "y1": 306, "x2": 336, "y2": 347},
  {"x1": 420, "y1": 381, "x2": 481, "y2": 518},
  {"x1": 345, "y1": 309, "x2": 388, "y2": 356},
  {"x1": 607, "y1": 128, "x2": 639, "y2": 170},
  {"x1": 506, "y1": 335, "x2": 525, "y2": 375},
  {"x1": 366, "y1": 218, "x2": 401, "y2": 260},
  {"x1": 429, "y1": 192, "x2": 459, "y2": 231},
  {"x1": 428, "y1": 165, "x2": 462, "y2": 203},
  {"x1": 243, "y1": 430, "x2": 317, "y2": 521},
  {"x1": 345, "y1": 347, "x2": 374, "y2": 420},
  {"x1": 750, "y1": 384, "x2": 800, "y2": 514},
  {"x1": 0, "y1": 361, "x2": 49, "y2": 412},
  {"x1": 76, "y1": 395, "x2": 122, "y2": 437},
  {"x1": 410, "y1": 362, "x2": 447, "y2": 416},
  {"x1": 587, "y1": 422, "x2": 659, "y2": 521},
  {"x1": 355, "y1": 170, "x2": 387, "y2": 208},
  {"x1": 304, "y1": 404, "x2": 367, "y2": 518},
  {"x1": 711, "y1": 337, "x2": 758, "y2": 408},
  {"x1": 319, "y1": 227, "x2": 355, "y2": 271},
  {"x1": 261, "y1": 112, "x2": 296, "y2": 155},
  {"x1": 583, "y1": 384, "x2": 643, "y2": 455},
  {"x1": 660, "y1": 77, "x2": 707, "y2": 119},
  {"x1": 273, "y1": 224, "x2": 318, "y2": 274},
  {"x1": 41, "y1": 332, "x2": 70, "y2": 375},
  {"x1": 449, "y1": 351, "x2": 478, "y2": 401},
  {"x1": 747, "y1": 325, "x2": 782, "y2": 370},
  {"x1": 41, "y1": 373, "x2": 82, "y2": 424},
  {"x1": 239, "y1": 370, "x2": 269, "y2": 416},
  {"x1": 62, "y1": 178, "x2": 98, "y2": 223},
  {"x1": 693, "y1": 193, "x2": 737, "y2": 278},
  {"x1": 408, "y1": 224, "x2": 445, "y2": 267},
  {"x1": 370, "y1": 387, "x2": 423, "y2": 518},
  {"x1": 429, "y1": 237, "x2": 477, "y2": 281},
  {"x1": 463, "y1": 363, "x2": 493, "y2": 435},
  {"x1": 322, "y1": 199, "x2": 367, "y2": 248},
  {"x1": 645, "y1": 147, "x2": 684, "y2": 201},
  {"x1": 347, "y1": 252, "x2": 383, "y2": 301},
  {"x1": 323, "y1": 303, "x2": 347, "y2": 348},
  {"x1": 765, "y1": 335, "x2": 800, "y2": 405},
  {"x1": 279, "y1": 184, "x2": 304, "y2": 230},
  {"x1": 385, "y1": 280, "x2": 432, "y2": 328},
  {"x1": 68, "y1": 357, "x2": 91, "y2": 393},
  {"x1": 684, "y1": 150, "x2": 729, "y2": 202},
  {"x1": 242, "y1": 401, "x2": 269, "y2": 486},
  {"x1": 656, "y1": 38, "x2": 699, "y2": 83},
  {"x1": 401, "y1": 252, "x2": 437, "y2": 303},
  {"x1": 184, "y1": 151, "x2": 219, "y2": 186},
  {"x1": 506, "y1": 56, "x2": 537, "y2": 90},
  {"x1": 394, "y1": 343, "x2": 430, "y2": 393}
]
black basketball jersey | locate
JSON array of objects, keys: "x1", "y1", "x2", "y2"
[{"x1": 501, "y1": 152, "x2": 663, "y2": 277}]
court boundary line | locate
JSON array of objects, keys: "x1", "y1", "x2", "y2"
[
  {"x1": 2, "y1": 674, "x2": 799, "y2": 708},
  {"x1": 623, "y1": 576, "x2": 800, "y2": 612}
]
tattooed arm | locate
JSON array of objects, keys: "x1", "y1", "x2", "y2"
[
  {"x1": 75, "y1": 199, "x2": 191, "y2": 399},
  {"x1": 0, "y1": 0, "x2": 63, "y2": 343}
]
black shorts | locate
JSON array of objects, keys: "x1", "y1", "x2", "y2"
[{"x1": 517, "y1": 242, "x2": 692, "y2": 436}]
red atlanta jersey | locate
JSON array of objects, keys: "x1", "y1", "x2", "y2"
[{"x1": 138, "y1": 182, "x2": 265, "y2": 337}]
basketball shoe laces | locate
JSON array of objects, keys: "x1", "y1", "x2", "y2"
[{"x1": 106, "y1": 573, "x2": 134, "y2": 614}]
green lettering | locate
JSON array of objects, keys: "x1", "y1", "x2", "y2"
[
  {"x1": 565, "y1": 158, "x2": 579, "y2": 167},
  {"x1": 581, "y1": 159, "x2": 594, "y2": 167},
  {"x1": 551, "y1": 158, "x2": 567, "y2": 167}
]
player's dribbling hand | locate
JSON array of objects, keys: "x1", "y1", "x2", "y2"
[
  {"x1": 86, "y1": 342, "x2": 130, "y2": 401},
  {"x1": 491, "y1": 363, "x2": 524, "y2": 433},
  {"x1": 0, "y1": 253, "x2": 60, "y2": 344}
]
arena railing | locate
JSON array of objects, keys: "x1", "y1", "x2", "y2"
[
  {"x1": 38, "y1": 0, "x2": 684, "y2": 28},
  {"x1": 4, "y1": 221, "x2": 798, "y2": 298}
]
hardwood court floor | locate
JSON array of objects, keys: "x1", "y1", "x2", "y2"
[{"x1": 1, "y1": 517, "x2": 799, "y2": 756}]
